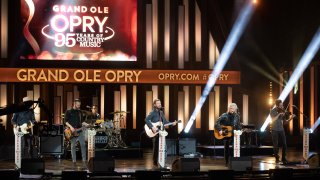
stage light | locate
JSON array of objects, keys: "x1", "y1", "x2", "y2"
[
  {"x1": 310, "y1": 116, "x2": 320, "y2": 133},
  {"x1": 184, "y1": 1, "x2": 255, "y2": 133},
  {"x1": 253, "y1": 0, "x2": 258, "y2": 5},
  {"x1": 268, "y1": 98, "x2": 273, "y2": 106},
  {"x1": 260, "y1": 27, "x2": 320, "y2": 132}
]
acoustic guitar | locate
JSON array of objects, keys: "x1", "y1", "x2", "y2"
[
  {"x1": 214, "y1": 125, "x2": 233, "y2": 140},
  {"x1": 144, "y1": 120, "x2": 181, "y2": 138}
]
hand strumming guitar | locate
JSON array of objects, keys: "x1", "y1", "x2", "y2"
[{"x1": 152, "y1": 126, "x2": 158, "y2": 133}]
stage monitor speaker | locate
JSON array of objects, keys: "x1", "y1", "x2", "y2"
[
  {"x1": 0, "y1": 170, "x2": 19, "y2": 180},
  {"x1": 40, "y1": 135, "x2": 63, "y2": 155},
  {"x1": 208, "y1": 170, "x2": 234, "y2": 179},
  {"x1": 179, "y1": 138, "x2": 196, "y2": 155},
  {"x1": 135, "y1": 170, "x2": 161, "y2": 180},
  {"x1": 307, "y1": 153, "x2": 320, "y2": 167},
  {"x1": 21, "y1": 158, "x2": 45, "y2": 175},
  {"x1": 166, "y1": 139, "x2": 176, "y2": 155},
  {"x1": 172, "y1": 157, "x2": 200, "y2": 172},
  {"x1": 228, "y1": 156, "x2": 252, "y2": 171},
  {"x1": 62, "y1": 171, "x2": 87, "y2": 180},
  {"x1": 269, "y1": 168, "x2": 293, "y2": 179},
  {"x1": 88, "y1": 157, "x2": 115, "y2": 172}
]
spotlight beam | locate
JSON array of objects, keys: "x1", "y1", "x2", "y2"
[
  {"x1": 184, "y1": 1, "x2": 255, "y2": 133},
  {"x1": 311, "y1": 116, "x2": 320, "y2": 133},
  {"x1": 260, "y1": 27, "x2": 320, "y2": 132}
]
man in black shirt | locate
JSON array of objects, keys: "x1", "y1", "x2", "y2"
[
  {"x1": 11, "y1": 96, "x2": 37, "y2": 158},
  {"x1": 270, "y1": 99, "x2": 295, "y2": 164},
  {"x1": 215, "y1": 103, "x2": 242, "y2": 165},
  {"x1": 65, "y1": 99, "x2": 88, "y2": 169}
]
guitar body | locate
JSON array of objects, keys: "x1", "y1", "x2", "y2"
[
  {"x1": 13, "y1": 122, "x2": 34, "y2": 135},
  {"x1": 144, "y1": 120, "x2": 181, "y2": 138},
  {"x1": 144, "y1": 122, "x2": 162, "y2": 138},
  {"x1": 64, "y1": 127, "x2": 82, "y2": 141},
  {"x1": 214, "y1": 125, "x2": 233, "y2": 140}
]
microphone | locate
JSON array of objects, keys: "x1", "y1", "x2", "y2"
[{"x1": 86, "y1": 105, "x2": 91, "y2": 109}]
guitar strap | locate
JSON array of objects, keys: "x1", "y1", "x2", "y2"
[
  {"x1": 159, "y1": 111, "x2": 162, "y2": 130},
  {"x1": 158, "y1": 110, "x2": 166, "y2": 168}
]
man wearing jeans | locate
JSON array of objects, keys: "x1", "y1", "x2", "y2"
[
  {"x1": 270, "y1": 99, "x2": 295, "y2": 164},
  {"x1": 65, "y1": 99, "x2": 88, "y2": 169}
]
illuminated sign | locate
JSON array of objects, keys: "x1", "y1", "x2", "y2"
[
  {"x1": 21, "y1": 0, "x2": 137, "y2": 61},
  {"x1": 0, "y1": 68, "x2": 240, "y2": 84}
]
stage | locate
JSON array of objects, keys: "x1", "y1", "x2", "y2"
[
  {"x1": 197, "y1": 145, "x2": 274, "y2": 156},
  {"x1": 0, "y1": 148, "x2": 319, "y2": 179}
]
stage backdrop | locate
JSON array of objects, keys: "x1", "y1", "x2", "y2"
[{"x1": 20, "y1": 0, "x2": 137, "y2": 61}]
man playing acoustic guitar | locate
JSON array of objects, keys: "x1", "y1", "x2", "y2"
[
  {"x1": 145, "y1": 99, "x2": 177, "y2": 167},
  {"x1": 64, "y1": 99, "x2": 89, "y2": 169},
  {"x1": 215, "y1": 103, "x2": 242, "y2": 165}
]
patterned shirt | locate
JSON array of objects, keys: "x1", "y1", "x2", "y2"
[{"x1": 11, "y1": 110, "x2": 36, "y2": 126}]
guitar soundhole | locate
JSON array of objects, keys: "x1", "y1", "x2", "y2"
[{"x1": 222, "y1": 129, "x2": 228, "y2": 136}]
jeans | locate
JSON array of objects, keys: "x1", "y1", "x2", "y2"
[
  {"x1": 152, "y1": 136, "x2": 159, "y2": 165},
  {"x1": 271, "y1": 130, "x2": 287, "y2": 160},
  {"x1": 224, "y1": 139, "x2": 232, "y2": 164},
  {"x1": 21, "y1": 134, "x2": 34, "y2": 158},
  {"x1": 70, "y1": 132, "x2": 87, "y2": 162}
]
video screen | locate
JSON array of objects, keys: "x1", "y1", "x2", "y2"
[{"x1": 20, "y1": 0, "x2": 137, "y2": 61}]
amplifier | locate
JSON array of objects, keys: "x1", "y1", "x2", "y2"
[
  {"x1": 229, "y1": 156, "x2": 252, "y2": 171},
  {"x1": 179, "y1": 138, "x2": 196, "y2": 155},
  {"x1": 40, "y1": 135, "x2": 63, "y2": 155}
]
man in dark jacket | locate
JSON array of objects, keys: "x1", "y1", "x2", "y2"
[
  {"x1": 215, "y1": 103, "x2": 242, "y2": 165},
  {"x1": 145, "y1": 99, "x2": 176, "y2": 167}
]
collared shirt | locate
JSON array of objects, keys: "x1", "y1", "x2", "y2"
[
  {"x1": 145, "y1": 109, "x2": 169, "y2": 129},
  {"x1": 270, "y1": 107, "x2": 284, "y2": 131},
  {"x1": 215, "y1": 112, "x2": 242, "y2": 131},
  {"x1": 64, "y1": 108, "x2": 84, "y2": 128},
  {"x1": 11, "y1": 110, "x2": 36, "y2": 126}
]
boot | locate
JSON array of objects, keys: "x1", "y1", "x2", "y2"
[
  {"x1": 81, "y1": 161, "x2": 88, "y2": 170},
  {"x1": 281, "y1": 157, "x2": 288, "y2": 164},
  {"x1": 72, "y1": 161, "x2": 77, "y2": 170},
  {"x1": 275, "y1": 154, "x2": 280, "y2": 163}
]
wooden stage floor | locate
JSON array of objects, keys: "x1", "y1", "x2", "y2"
[{"x1": 0, "y1": 148, "x2": 319, "y2": 179}]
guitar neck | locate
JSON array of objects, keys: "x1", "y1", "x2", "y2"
[{"x1": 164, "y1": 122, "x2": 174, "y2": 126}]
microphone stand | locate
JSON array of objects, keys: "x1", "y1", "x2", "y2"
[
  {"x1": 293, "y1": 105, "x2": 311, "y2": 164},
  {"x1": 293, "y1": 106, "x2": 310, "y2": 129}
]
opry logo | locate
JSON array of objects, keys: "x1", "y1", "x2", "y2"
[{"x1": 41, "y1": 4, "x2": 115, "y2": 48}]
